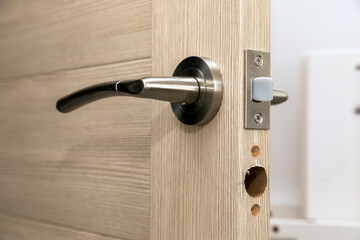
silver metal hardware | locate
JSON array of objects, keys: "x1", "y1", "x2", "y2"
[
  {"x1": 272, "y1": 89, "x2": 289, "y2": 105},
  {"x1": 115, "y1": 77, "x2": 199, "y2": 104},
  {"x1": 56, "y1": 56, "x2": 223, "y2": 125},
  {"x1": 245, "y1": 50, "x2": 288, "y2": 129},
  {"x1": 254, "y1": 113, "x2": 263, "y2": 124},
  {"x1": 254, "y1": 55, "x2": 264, "y2": 67},
  {"x1": 245, "y1": 50, "x2": 271, "y2": 129},
  {"x1": 171, "y1": 57, "x2": 223, "y2": 125}
]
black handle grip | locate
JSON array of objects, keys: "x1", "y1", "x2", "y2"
[{"x1": 56, "y1": 80, "x2": 144, "y2": 113}]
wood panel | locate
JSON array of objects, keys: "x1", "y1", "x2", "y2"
[
  {"x1": 0, "y1": 59, "x2": 151, "y2": 239},
  {"x1": 0, "y1": 0, "x2": 151, "y2": 79},
  {"x1": 151, "y1": 0, "x2": 270, "y2": 239},
  {"x1": 0, "y1": 213, "x2": 123, "y2": 240}
]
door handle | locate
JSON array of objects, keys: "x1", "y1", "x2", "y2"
[
  {"x1": 56, "y1": 56, "x2": 223, "y2": 125},
  {"x1": 56, "y1": 77, "x2": 200, "y2": 112}
]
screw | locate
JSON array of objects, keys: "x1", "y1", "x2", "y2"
[
  {"x1": 254, "y1": 112, "x2": 263, "y2": 124},
  {"x1": 254, "y1": 55, "x2": 264, "y2": 67}
]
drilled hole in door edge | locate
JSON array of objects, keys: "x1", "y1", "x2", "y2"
[
  {"x1": 251, "y1": 204, "x2": 261, "y2": 217},
  {"x1": 244, "y1": 166, "x2": 267, "y2": 198},
  {"x1": 251, "y1": 145, "x2": 260, "y2": 158}
]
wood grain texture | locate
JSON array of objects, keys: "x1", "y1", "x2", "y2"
[
  {"x1": 0, "y1": 213, "x2": 122, "y2": 240},
  {"x1": 151, "y1": 0, "x2": 270, "y2": 239},
  {"x1": 0, "y1": 0, "x2": 151, "y2": 79},
  {"x1": 0, "y1": 59, "x2": 152, "y2": 240}
]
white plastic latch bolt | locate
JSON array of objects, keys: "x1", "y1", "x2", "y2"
[{"x1": 252, "y1": 77, "x2": 274, "y2": 102}]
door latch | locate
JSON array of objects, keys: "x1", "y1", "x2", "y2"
[{"x1": 245, "y1": 50, "x2": 288, "y2": 129}]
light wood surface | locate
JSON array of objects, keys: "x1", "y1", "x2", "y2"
[
  {"x1": 151, "y1": 0, "x2": 270, "y2": 239},
  {"x1": 0, "y1": 59, "x2": 151, "y2": 240},
  {"x1": 0, "y1": 213, "x2": 122, "y2": 240},
  {"x1": 0, "y1": 0, "x2": 271, "y2": 239},
  {"x1": 0, "y1": 0, "x2": 151, "y2": 79}
]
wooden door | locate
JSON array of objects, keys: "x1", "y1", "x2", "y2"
[{"x1": 0, "y1": 0, "x2": 270, "y2": 240}]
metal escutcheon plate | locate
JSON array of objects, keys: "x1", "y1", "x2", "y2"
[{"x1": 171, "y1": 56, "x2": 223, "y2": 125}]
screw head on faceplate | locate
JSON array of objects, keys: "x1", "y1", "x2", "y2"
[
  {"x1": 254, "y1": 112, "x2": 263, "y2": 124},
  {"x1": 254, "y1": 55, "x2": 264, "y2": 67}
]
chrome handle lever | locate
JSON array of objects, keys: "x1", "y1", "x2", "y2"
[
  {"x1": 56, "y1": 56, "x2": 223, "y2": 125},
  {"x1": 56, "y1": 77, "x2": 199, "y2": 113}
]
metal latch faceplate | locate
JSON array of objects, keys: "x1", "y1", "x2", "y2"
[{"x1": 245, "y1": 50, "x2": 271, "y2": 129}]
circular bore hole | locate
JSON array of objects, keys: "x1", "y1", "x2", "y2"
[
  {"x1": 251, "y1": 204, "x2": 261, "y2": 217},
  {"x1": 244, "y1": 166, "x2": 267, "y2": 198},
  {"x1": 272, "y1": 225, "x2": 280, "y2": 234},
  {"x1": 251, "y1": 145, "x2": 260, "y2": 158}
]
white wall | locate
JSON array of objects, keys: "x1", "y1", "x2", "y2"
[{"x1": 270, "y1": 0, "x2": 360, "y2": 208}]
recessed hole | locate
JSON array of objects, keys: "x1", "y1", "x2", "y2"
[
  {"x1": 251, "y1": 145, "x2": 260, "y2": 158},
  {"x1": 272, "y1": 225, "x2": 280, "y2": 234},
  {"x1": 244, "y1": 166, "x2": 267, "y2": 198},
  {"x1": 251, "y1": 204, "x2": 261, "y2": 217}
]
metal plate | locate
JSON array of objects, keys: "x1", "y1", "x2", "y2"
[
  {"x1": 245, "y1": 50, "x2": 271, "y2": 129},
  {"x1": 171, "y1": 56, "x2": 223, "y2": 125}
]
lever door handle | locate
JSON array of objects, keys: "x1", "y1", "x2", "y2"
[
  {"x1": 56, "y1": 56, "x2": 223, "y2": 125},
  {"x1": 56, "y1": 77, "x2": 199, "y2": 113}
]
